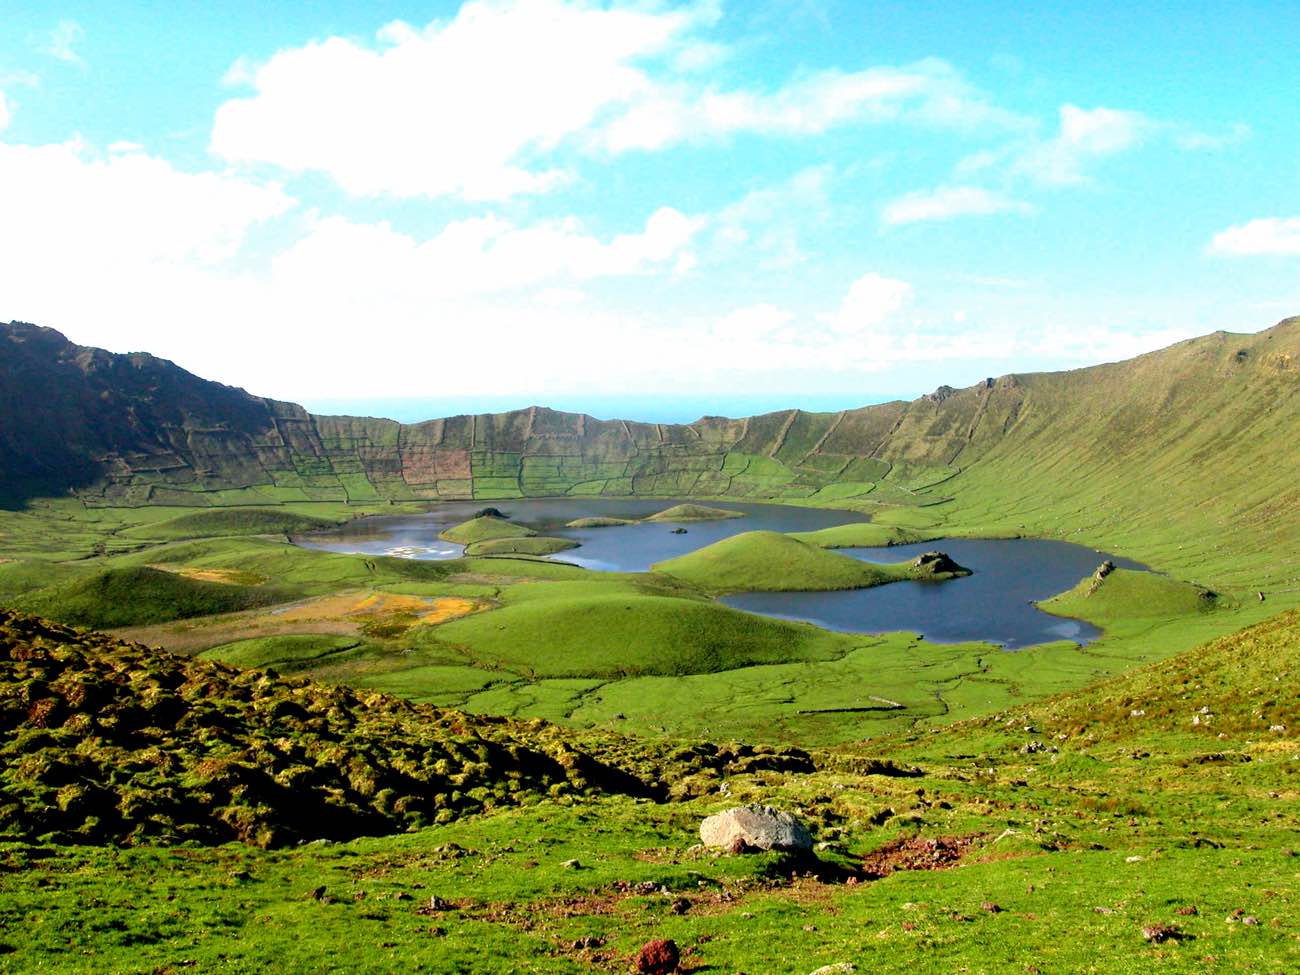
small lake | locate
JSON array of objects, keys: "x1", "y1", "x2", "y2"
[{"x1": 297, "y1": 498, "x2": 1143, "y2": 648}]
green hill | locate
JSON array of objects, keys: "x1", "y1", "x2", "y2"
[
  {"x1": 438, "y1": 515, "x2": 536, "y2": 545},
  {"x1": 1040, "y1": 566, "x2": 1221, "y2": 624},
  {"x1": 431, "y1": 585, "x2": 855, "y2": 678},
  {"x1": 644, "y1": 503, "x2": 745, "y2": 522},
  {"x1": 566, "y1": 516, "x2": 636, "y2": 528},
  {"x1": 11, "y1": 565, "x2": 293, "y2": 628},
  {"x1": 144, "y1": 508, "x2": 343, "y2": 539},
  {"x1": 463, "y1": 536, "x2": 579, "y2": 557},
  {"x1": 653, "y1": 531, "x2": 969, "y2": 593}
]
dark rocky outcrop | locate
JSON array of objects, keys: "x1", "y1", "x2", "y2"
[{"x1": 909, "y1": 551, "x2": 972, "y2": 578}]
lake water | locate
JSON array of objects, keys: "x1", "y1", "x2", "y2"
[{"x1": 297, "y1": 498, "x2": 1143, "y2": 648}]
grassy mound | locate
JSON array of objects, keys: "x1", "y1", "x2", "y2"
[
  {"x1": 565, "y1": 516, "x2": 636, "y2": 528},
  {"x1": 788, "y1": 523, "x2": 923, "y2": 548},
  {"x1": 149, "y1": 508, "x2": 342, "y2": 539},
  {"x1": 1040, "y1": 566, "x2": 1220, "y2": 624},
  {"x1": 439, "y1": 516, "x2": 536, "y2": 545},
  {"x1": 0, "y1": 609, "x2": 653, "y2": 847},
  {"x1": 653, "y1": 531, "x2": 963, "y2": 593},
  {"x1": 12, "y1": 566, "x2": 293, "y2": 628},
  {"x1": 463, "y1": 536, "x2": 579, "y2": 557},
  {"x1": 432, "y1": 588, "x2": 854, "y2": 677},
  {"x1": 644, "y1": 503, "x2": 745, "y2": 522},
  {"x1": 197, "y1": 634, "x2": 362, "y2": 672}
]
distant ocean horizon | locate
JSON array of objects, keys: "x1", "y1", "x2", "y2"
[{"x1": 299, "y1": 394, "x2": 911, "y2": 426}]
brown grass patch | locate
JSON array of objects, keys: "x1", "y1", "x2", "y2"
[
  {"x1": 146, "y1": 564, "x2": 267, "y2": 586},
  {"x1": 114, "y1": 590, "x2": 485, "y2": 654}
]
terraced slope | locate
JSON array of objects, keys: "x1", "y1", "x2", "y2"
[{"x1": 2, "y1": 318, "x2": 1296, "y2": 583}]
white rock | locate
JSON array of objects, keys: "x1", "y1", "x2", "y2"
[{"x1": 699, "y1": 804, "x2": 812, "y2": 852}]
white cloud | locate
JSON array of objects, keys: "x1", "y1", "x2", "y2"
[
  {"x1": 882, "y1": 184, "x2": 1031, "y2": 225},
  {"x1": 712, "y1": 303, "x2": 794, "y2": 341},
  {"x1": 212, "y1": 0, "x2": 713, "y2": 199},
  {"x1": 1208, "y1": 217, "x2": 1300, "y2": 257},
  {"x1": 1013, "y1": 104, "x2": 1150, "y2": 185},
  {"x1": 271, "y1": 206, "x2": 703, "y2": 301},
  {"x1": 43, "y1": 20, "x2": 85, "y2": 67},
  {"x1": 597, "y1": 58, "x2": 1023, "y2": 153},
  {"x1": 212, "y1": 2, "x2": 1021, "y2": 200},
  {"x1": 0, "y1": 140, "x2": 294, "y2": 268},
  {"x1": 0, "y1": 92, "x2": 9, "y2": 132},
  {"x1": 830, "y1": 272, "x2": 913, "y2": 335},
  {"x1": 712, "y1": 165, "x2": 831, "y2": 267}
]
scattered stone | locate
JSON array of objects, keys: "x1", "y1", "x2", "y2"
[
  {"x1": 808, "y1": 964, "x2": 856, "y2": 975},
  {"x1": 1093, "y1": 906, "x2": 1116, "y2": 915},
  {"x1": 306, "y1": 885, "x2": 326, "y2": 901},
  {"x1": 1241, "y1": 915, "x2": 1260, "y2": 926},
  {"x1": 700, "y1": 804, "x2": 812, "y2": 852},
  {"x1": 981, "y1": 902, "x2": 1003, "y2": 914},
  {"x1": 562, "y1": 859, "x2": 582, "y2": 869},
  {"x1": 1125, "y1": 855, "x2": 1144, "y2": 863},
  {"x1": 669, "y1": 897, "x2": 691, "y2": 915},
  {"x1": 1175, "y1": 905, "x2": 1198, "y2": 916},
  {"x1": 572, "y1": 935, "x2": 605, "y2": 950},
  {"x1": 1141, "y1": 923, "x2": 1183, "y2": 943},
  {"x1": 861, "y1": 834, "x2": 976, "y2": 877},
  {"x1": 635, "y1": 938, "x2": 680, "y2": 974},
  {"x1": 416, "y1": 896, "x2": 452, "y2": 914}
]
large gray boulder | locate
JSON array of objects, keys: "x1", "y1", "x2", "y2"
[{"x1": 699, "y1": 803, "x2": 812, "y2": 852}]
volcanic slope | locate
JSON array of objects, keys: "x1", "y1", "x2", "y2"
[
  {"x1": 0, "y1": 605, "x2": 1295, "y2": 973},
  {"x1": 2, "y1": 317, "x2": 1296, "y2": 585},
  {"x1": 0, "y1": 608, "x2": 662, "y2": 847}
]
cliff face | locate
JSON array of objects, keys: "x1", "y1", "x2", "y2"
[{"x1": 1, "y1": 320, "x2": 1297, "y2": 547}]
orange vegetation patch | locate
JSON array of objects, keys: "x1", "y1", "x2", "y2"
[
  {"x1": 270, "y1": 591, "x2": 482, "y2": 626},
  {"x1": 146, "y1": 564, "x2": 267, "y2": 586}
]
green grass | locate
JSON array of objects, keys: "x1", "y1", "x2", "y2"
[
  {"x1": 463, "y1": 536, "x2": 579, "y2": 557},
  {"x1": 197, "y1": 633, "x2": 362, "y2": 671},
  {"x1": 439, "y1": 516, "x2": 536, "y2": 544},
  {"x1": 652, "y1": 531, "x2": 964, "y2": 593},
  {"x1": 135, "y1": 507, "x2": 344, "y2": 539},
  {"x1": 643, "y1": 503, "x2": 745, "y2": 522},
  {"x1": 1040, "y1": 567, "x2": 1222, "y2": 624},
  {"x1": 430, "y1": 585, "x2": 858, "y2": 678},
  {"x1": 11, "y1": 565, "x2": 293, "y2": 628},
  {"x1": 565, "y1": 516, "x2": 636, "y2": 528},
  {"x1": 2, "y1": 608, "x2": 1297, "y2": 974},
  {"x1": 787, "y1": 522, "x2": 926, "y2": 548}
]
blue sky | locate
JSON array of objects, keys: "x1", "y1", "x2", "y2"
[{"x1": 1, "y1": 1, "x2": 1297, "y2": 419}]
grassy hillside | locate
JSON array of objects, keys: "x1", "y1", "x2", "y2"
[
  {"x1": 644, "y1": 503, "x2": 745, "y2": 522},
  {"x1": 145, "y1": 507, "x2": 343, "y2": 539},
  {"x1": 463, "y1": 536, "x2": 578, "y2": 557},
  {"x1": 11, "y1": 565, "x2": 293, "y2": 628},
  {"x1": 1040, "y1": 567, "x2": 1221, "y2": 624},
  {"x1": 439, "y1": 515, "x2": 536, "y2": 545},
  {"x1": 1, "y1": 606, "x2": 1295, "y2": 973},
  {"x1": 431, "y1": 582, "x2": 856, "y2": 678},
  {"x1": 654, "y1": 531, "x2": 968, "y2": 593}
]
